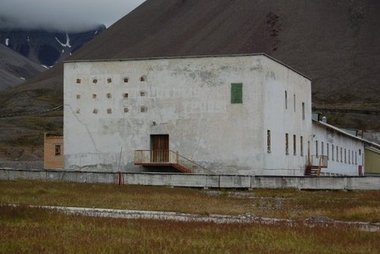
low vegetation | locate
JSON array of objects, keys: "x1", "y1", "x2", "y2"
[
  {"x1": 0, "y1": 205, "x2": 379, "y2": 254},
  {"x1": 0, "y1": 180, "x2": 379, "y2": 222}
]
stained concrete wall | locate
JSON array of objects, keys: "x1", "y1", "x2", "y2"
[
  {"x1": 1, "y1": 169, "x2": 379, "y2": 190},
  {"x1": 64, "y1": 54, "x2": 311, "y2": 175}
]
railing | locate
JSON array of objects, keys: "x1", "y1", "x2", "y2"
[
  {"x1": 134, "y1": 150, "x2": 212, "y2": 174},
  {"x1": 309, "y1": 155, "x2": 328, "y2": 168},
  {"x1": 134, "y1": 150, "x2": 177, "y2": 164}
]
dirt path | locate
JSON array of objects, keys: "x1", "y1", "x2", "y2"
[{"x1": 12, "y1": 204, "x2": 380, "y2": 232}]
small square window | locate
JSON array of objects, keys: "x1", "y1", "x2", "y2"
[
  {"x1": 76, "y1": 79, "x2": 81, "y2": 84},
  {"x1": 123, "y1": 93, "x2": 129, "y2": 98},
  {"x1": 93, "y1": 79, "x2": 98, "y2": 84},
  {"x1": 124, "y1": 77, "x2": 129, "y2": 83},
  {"x1": 93, "y1": 109, "x2": 98, "y2": 114},
  {"x1": 107, "y1": 108, "x2": 112, "y2": 114},
  {"x1": 140, "y1": 76, "x2": 146, "y2": 82},
  {"x1": 107, "y1": 93, "x2": 112, "y2": 98},
  {"x1": 76, "y1": 94, "x2": 80, "y2": 99},
  {"x1": 107, "y1": 78, "x2": 112, "y2": 83},
  {"x1": 140, "y1": 106, "x2": 147, "y2": 112},
  {"x1": 55, "y1": 145, "x2": 62, "y2": 156},
  {"x1": 124, "y1": 108, "x2": 129, "y2": 113},
  {"x1": 140, "y1": 91, "x2": 146, "y2": 97},
  {"x1": 92, "y1": 94, "x2": 97, "y2": 99}
]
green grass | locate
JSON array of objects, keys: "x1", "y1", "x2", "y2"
[
  {"x1": 1, "y1": 180, "x2": 379, "y2": 222},
  {"x1": 0, "y1": 206, "x2": 378, "y2": 254}
]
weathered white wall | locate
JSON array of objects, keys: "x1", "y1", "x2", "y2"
[
  {"x1": 312, "y1": 122, "x2": 365, "y2": 176},
  {"x1": 64, "y1": 55, "x2": 311, "y2": 175},
  {"x1": 261, "y1": 57, "x2": 312, "y2": 175}
]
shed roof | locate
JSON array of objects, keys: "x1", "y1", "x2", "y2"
[{"x1": 313, "y1": 120, "x2": 380, "y2": 150}]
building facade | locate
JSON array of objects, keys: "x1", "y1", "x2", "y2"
[
  {"x1": 311, "y1": 121, "x2": 365, "y2": 176},
  {"x1": 63, "y1": 54, "x2": 377, "y2": 175},
  {"x1": 64, "y1": 54, "x2": 313, "y2": 175}
]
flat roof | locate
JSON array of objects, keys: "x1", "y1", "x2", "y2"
[
  {"x1": 64, "y1": 53, "x2": 311, "y2": 81},
  {"x1": 313, "y1": 120, "x2": 380, "y2": 150}
]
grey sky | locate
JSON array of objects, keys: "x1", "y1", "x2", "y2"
[{"x1": 0, "y1": 0, "x2": 145, "y2": 31}]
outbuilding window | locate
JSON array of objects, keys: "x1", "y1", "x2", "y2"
[
  {"x1": 231, "y1": 83, "x2": 243, "y2": 104},
  {"x1": 55, "y1": 145, "x2": 61, "y2": 156},
  {"x1": 267, "y1": 130, "x2": 271, "y2": 153}
]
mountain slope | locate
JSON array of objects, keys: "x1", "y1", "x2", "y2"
[
  {"x1": 70, "y1": 0, "x2": 380, "y2": 108},
  {"x1": 0, "y1": 44, "x2": 45, "y2": 90},
  {"x1": 0, "y1": 26, "x2": 106, "y2": 67}
]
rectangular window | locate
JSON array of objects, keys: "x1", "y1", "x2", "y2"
[
  {"x1": 315, "y1": 140, "x2": 319, "y2": 157},
  {"x1": 300, "y1": 136, "x2": 304, "y2": 157},
  {"x1": 340, "y1": 147, "x2": 343, "y2": 163},
  {"x1": 321, "y1": 141, "x2": 324, "y2": 156},
  {"x1": 332, "y1": 144, "x2": 335, "y2": 161},
  {"x1": 285, "y1": 91, "x2": 288, "y2": 109},
  {"x1": 293, "y1": 135, "x2": 296, "y2": 155},
  {"x1": 76, "y1": 79, "x2": 81, "y2": 84},
  {"x1": 231, "y1": 83, "x2": 243, "y2": 104},
  {"x1": 327, "y1": 143, "x2": 329, "y2": 160},
  {"x1": 55, "y1": 145, "x2": 61, "y2": 156},
  {"x1": 355, "y1": 151, "x2": 357, "y2": 165},
  {"x1": 302, "y1": 102, "x2": 305, "y2": 120},
  {"x1": 285, "y1": 133, "x2": 289, "y2": 155},
  {"x1": 337, "y1": 146, "x2": 339, "y2": 162},
  {"x1": 352, "y1": 150, "x2": 354, "y2": 164},
  {"x1": 293, "y1": 94, "x2": 296, "y2": 112},
  {"x1": 348, "y1": 150, "x2": 351, "y2": 164},
  {"x1": 344, "y1": 149, "x2": 347, "y2": 164},
  {"x1": 267, "y1": 130, "x2": 271, "y2": 153}
]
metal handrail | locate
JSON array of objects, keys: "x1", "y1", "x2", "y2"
[
  {"x1": 309, "y1": 155, "x2": 328, "y2": 167},
  {"x1": 134, "y1": 150, "x2": 212, "y2": 173}
]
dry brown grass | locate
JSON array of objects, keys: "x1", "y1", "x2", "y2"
[
  {"x1": 0, "y1": 180, "x2": 379, "y2": 223},
  {"x1": 0, "y1": 206, "x2": 379, "y2": 254}
]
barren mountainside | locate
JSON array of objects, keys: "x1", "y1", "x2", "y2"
[{"x1": 0, "y1": 44, "x2": 44, "y2": 90}]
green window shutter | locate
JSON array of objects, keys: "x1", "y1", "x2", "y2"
[{"x1": 231, "y1": 83, "x2": 243, "y2": 104}]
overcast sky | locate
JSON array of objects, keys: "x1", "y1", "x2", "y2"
[{"x1": 0, "y1": 0, "x2": 146, "y2": 32}]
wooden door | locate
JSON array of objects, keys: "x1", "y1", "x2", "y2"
[{"x1": 151, "y1": 135, "x2": 169, "y2": 162}]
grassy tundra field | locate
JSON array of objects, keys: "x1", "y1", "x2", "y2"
[{"x1": 0, "y1": 180, "x2": 379, "y2": 253}]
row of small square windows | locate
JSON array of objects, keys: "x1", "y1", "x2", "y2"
[
  {"x1": 76, "y1": 76, "x2": 147, "y2": 84},
  {"x1": 75, "y1": 106, "x2": 148, "y2": 114},
  {"x1": 76, "y1": 92, "x2": 146, "y2": 99}
]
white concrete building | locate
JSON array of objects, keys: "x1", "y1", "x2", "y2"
[{"x1": 63, "y1": 54, "x2": 377, "y2": 176}]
